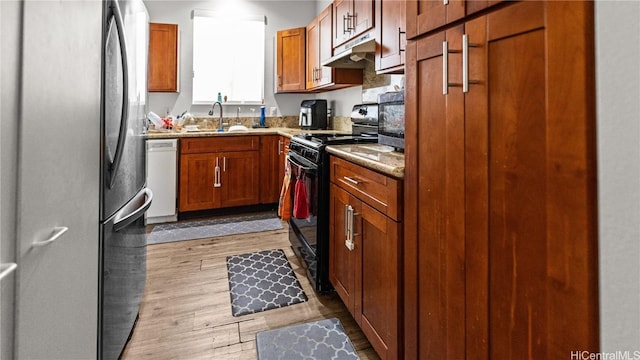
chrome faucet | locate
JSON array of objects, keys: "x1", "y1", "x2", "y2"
[{"x1": 208, "y1": 101, "x2": 225, "y2": 131}]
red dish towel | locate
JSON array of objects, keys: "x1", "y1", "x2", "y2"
[{"x1": 293, "y1": 174, "x2": 310, "y2": 219}]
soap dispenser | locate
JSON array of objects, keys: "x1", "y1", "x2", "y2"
[{"x1": 259, "y1": 106, "x2": 266, "y2": 127}]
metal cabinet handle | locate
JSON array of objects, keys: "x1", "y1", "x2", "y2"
[
  {"x1": 399, "y1": 28, "x2": 406, "y2": 52},
  {"x1": 343, "y1": 14, "x2": 350, "y2": 34},
  {"x1": 32, "y1": 226, "x2": 69, "y2": 248},
  {"x1": 462, "y1": 34, "x2": 480, "y2": 93},
  {"x1": 214, "y1": 157, "x2": 221, "y2": 187},
  {"x1": 0, "y1": 263, "x2": 17, "y2": 281},
  {"x1": 443, "y1": 41, "x2": 449, "y2": 95},
  {"x1": 343, "y1": 176, "x2": 361, "y2": 185},
  {"x1": 344, "y1": 204, "x2": 350, "y2": 241},
  {"x1": 223, "y1": 157, "x2": 226, "y2": 172},
  {"x1": 345, "y1": 205, "x2": 355, "y2": 251},
  {"x1": 278, "y1": 140, "x2": 282, "y2": 155}
]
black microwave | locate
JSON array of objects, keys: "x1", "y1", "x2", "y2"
[{"x1": 378, "y1": 91, "x2": 405, "y2": 151}]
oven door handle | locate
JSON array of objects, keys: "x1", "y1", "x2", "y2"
[{"x1": 287, "y1": 154, "x2": 317, "y2": 173}]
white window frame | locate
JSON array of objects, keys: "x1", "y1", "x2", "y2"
[{"x1": 191, "y1": 9, "x2": 265, "y2": 105}]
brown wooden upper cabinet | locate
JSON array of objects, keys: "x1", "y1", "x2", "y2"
[
  {"x1": 275, "y1": 28, "x2": 306, "y2": 93},
  {"x1": 375, "y1": 0, "x2": 406, "y2": 73},
  {"x1": 148, "y1": 23, "x2": 178, "y2": 92},
  {"x1": 306, "y1": 4, "x2": 363, "y2": 91},
  {"x1": 405, "y1": 0, "x2": 501, "y2": 39},
  {"x1": 333, "y1": 0, "x2": 374, "y2": 48}
]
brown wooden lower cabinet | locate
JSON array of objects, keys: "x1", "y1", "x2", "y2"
[
  {"x1": 404, "y1": 1, "x2": 598, "y2": 359},
  {"x1": 179, "y1": 137, "x2": 259, "y2": 212},
  {"x1": 259, "y1": 135, "x2": 281, "y2": 204},
  {"x1": 329, "y1": 156, "x2": 402, "y2": 360}
]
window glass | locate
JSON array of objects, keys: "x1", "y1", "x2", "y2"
[{"x1": 192, "y1": 10, "x2": 265, "y2": 104}]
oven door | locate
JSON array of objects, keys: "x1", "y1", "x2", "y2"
[{"x1": 287, "y1": 152, "x2": 319, "y2": 284}]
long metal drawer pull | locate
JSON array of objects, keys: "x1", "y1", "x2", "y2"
[
  {"x1": 443, "y1": 41, "x2": 448, "y2": 95},
  {"x1": 32, "y1": 226, "x2": 69, "y2": 248},
  {"x1": 343, "y1": 176, "x2": 361, "y2": 185},
  {"x1": 345, "y1": 205, "x2": 355, "y2": 251},
  {"x1": 344, "y1": 204, "x2": 350, "y2": 241},
  {"x1": 0, "y1": 263, "x2": 17, "y2": 281},
  {"x1": 462, "y1": 34, "x2": 480, "y2": 93},
  {"x1": 278, "y1": 140, "x2": 282, "y2": 155},
  {"x1": 214, "y1": 157, "x2": 221, "y2": 187},
  {"x1": 223, "y1": 157, "x2": 226, "y2": 172},
  {"x1": 399, "y1": 28, "x2": 406, "y2": 52}
]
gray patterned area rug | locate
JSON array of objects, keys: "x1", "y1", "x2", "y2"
[
  {"x1": 147, "y1": 212, "x2": 283, "y2": 245},
  {"x1": 227, "y1": 249, "x2": 307, "y2": 317},
  {"x1": 256, "y1": 318, "x2": 360, "y2": 360}
]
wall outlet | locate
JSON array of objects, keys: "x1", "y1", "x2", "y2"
[{"x1": 270, "y1": 107, "x2": 277, "y2": 116}]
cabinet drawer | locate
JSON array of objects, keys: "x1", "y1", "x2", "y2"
[
  {"x1": 180, "y1": 136, "x2": 259, "y2": 154},
  {"x1": 330, "y1": 156, "x2": 401, "y2": 221}
]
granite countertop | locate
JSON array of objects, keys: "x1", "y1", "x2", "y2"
[
  {"x1": 147, "y1": 127, "x2": 348, "y2": 139},
  {"x1": 326, "y1": 143, "x2": 405, "y2": 179}
]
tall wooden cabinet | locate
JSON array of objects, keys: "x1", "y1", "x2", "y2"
[
  {"x1": 148, "y1": 23, "x2": 178, "y2": 92},
  {"x1": 404, "y1": 1, "x2": 598, "y2": 359},
  {"x1": 275, "y1": 28, "x2": 306, "y2": 93},
  {"x1": 329, "y1": 156, "x2": 402, "y2": 359}
]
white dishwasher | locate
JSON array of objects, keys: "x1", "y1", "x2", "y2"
[{"x1": 146, "y1": 139, "x2": 178, "y2": 224}]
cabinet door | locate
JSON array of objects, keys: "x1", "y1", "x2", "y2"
[
  {"x1": 306, "y1": 18, "x2": 320, "y2": 89},
  {"x1": 276, "y1": 28, "x2": 306, "y2": 92},
  {"x1": 148, "y1": 23, "x2": 178, "y2": 92},
  {"x1": 329, "y1": 184, "x2": 358, "y2": 313},
  {"x1": 179, "y1": 153, "x2": 219, "y2": 211},
  {"x1": 333, "y1": 0, "x2": 351, "y2": 47},
  {"x1": 221, "y1": 151, "x2": 260, "y2": 207},
  {"x1": 375, "y1": 0, "x2": 406, "y2": 73},
  {"x1": 468, "y1": 2, "x2": 598, "y2": 358},
  {"x1": 359, "y1": 203, "x2": 400, "y2": 360},
  {"x1": 317, "y1": 5, "x2": 334, "y2": 87},
  {"x1": 352, "y1": 0, "x2": 374, "y2": 38},
  {"x1": 259, "y1": 135, "x2": 280, "y2": 204},
  {"x1": 404, "y1": 25, "x2": 466, "y2": 360},
  {"x1": 405, "y1": 0, "x2": 464, "y2": 39}
]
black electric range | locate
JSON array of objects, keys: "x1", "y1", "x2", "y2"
[{"x1": 287, "y1": 132, "x2": 378, "y2": 293}]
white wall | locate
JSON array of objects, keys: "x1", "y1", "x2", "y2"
[
  {"x1": 145, "y1": 0, "x2": 319, "y2": 117},
  {"x1": 596, "y1": 1, "x2": 640, "y2": 352}
]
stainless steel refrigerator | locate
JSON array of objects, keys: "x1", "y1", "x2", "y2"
[{"x1": 99, "y1": 0, "x2": 153, "y2": 359}]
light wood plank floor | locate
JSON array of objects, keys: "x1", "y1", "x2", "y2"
[{"x1": 122, "y1": 221, "x2": 380, "y2": 359}]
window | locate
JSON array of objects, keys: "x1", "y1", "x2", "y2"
[{"x1": 192, "y1": 10, "x2": 265, "y2": 104}]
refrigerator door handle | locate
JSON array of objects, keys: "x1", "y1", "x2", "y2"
[
  {"x1": 32, "y1": 226, "x2": 69, "y2": 248},
  {"x1": 113, "y1": 188, "x2": 154, "y2": 232},
  {"x1": 0, "y1": 263, "x2": 17, "y2": 282},
  {"x1": 107, "y1": 0, "x2": 130, "y2": 189}
]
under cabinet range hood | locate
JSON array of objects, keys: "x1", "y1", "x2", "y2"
[{"x1": 322, "y1": 33, "x2": 375, "y2": 68}]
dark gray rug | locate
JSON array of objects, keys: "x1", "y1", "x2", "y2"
[
  {"x1": 256, "y1": 318, "x2": 359, "y2": 360},
  {"x1": 147, "y1": 212, "x2": 283, "y2": 245},
  {"x1": 226, "y1": 249, "x2": 307, "y2": 317}
]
